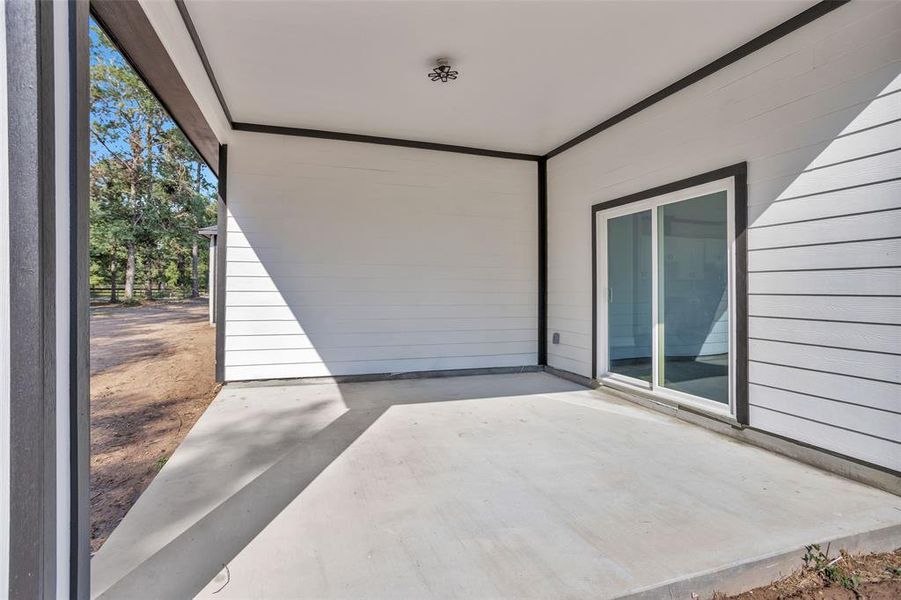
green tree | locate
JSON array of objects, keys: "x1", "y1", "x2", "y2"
[
  {"x1": 89, "y1": 157, "x2": 131, "y2": 301},
  {"x1": 90, "y1": 22, "x2": 215, "y2": 302}
]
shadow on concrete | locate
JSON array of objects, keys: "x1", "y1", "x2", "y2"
[{"x1": 94, "y1": 373, "x2": 582, "y2": 599}]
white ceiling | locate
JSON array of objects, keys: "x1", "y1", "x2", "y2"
[{"x1": 184, "y1": 0, "x2": 814, "y2": 154}]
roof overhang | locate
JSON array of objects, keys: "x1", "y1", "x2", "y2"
[
  {"x1": 197, "y1": 225, "x2": 217, "y2": 238},
  {"x1": 89, "y1": 0, "x2": 850, "y2": 163},
  {"x1": 91, "y1": 0, "x2": 225, "y2": 174}
]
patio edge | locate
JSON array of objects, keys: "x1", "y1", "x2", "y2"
[{"x1": 616, "y1": 522, "x2": 901, "y2": 600}]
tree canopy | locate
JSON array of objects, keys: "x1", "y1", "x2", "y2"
[{"x1": 90, "y1": 20, "x2": 216, "y2": 302}]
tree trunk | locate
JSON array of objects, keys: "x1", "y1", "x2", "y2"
[
  {"x1": 110, "y1": 260, "x2": 118, "y2": 303},
  {"x1": 194, "y1": 160, "x2": 204, "y2": 300},
  {"x1": 191, "y1": 240, "x2": 199, "y2": 298},
  {"x1": 145, "y1": 264, "x2": 153, "y2": 300},
  {"x1": 145, "y1": 124, "x2": 154, "y2": 202},
  {"x1": 176, "y1": 254, "x2": 185, "y2": 289},
  {"x1": 125, "y1": 242, "x2": 136, "y2": 300}
]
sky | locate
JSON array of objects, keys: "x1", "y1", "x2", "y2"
[{"x1": 90, "y1": 17, "x2": 217, "y2": 189}]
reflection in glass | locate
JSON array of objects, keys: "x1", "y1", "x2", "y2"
[
  {"x1": 659, "y1": 192, "x2": 729, "y2": 404},
  {"x1": 607, "y1": 210, "x2": 652, "y2": 382}
]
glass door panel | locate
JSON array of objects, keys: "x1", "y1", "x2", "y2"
[
  {"x1": 607, "y1": 210, "x2": 653, "y2": 382},
  {"x1": 658, "y1": 191, "x2": 729, "y2": 404}
]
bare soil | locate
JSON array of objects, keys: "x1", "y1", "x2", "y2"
[
  {"x1": 90, "y1": 300, "x2": 219, "y2": 553},
  {"x1": 719, "y1": 548, "x2": 901, "y2": 600}
]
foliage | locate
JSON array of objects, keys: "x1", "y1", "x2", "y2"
[
  {"x1": 90, "y1": 21, "x2": 216, "y2": 301},
  {"x1": 802, "y1": 544, "x2": 860, "y2": 591}
]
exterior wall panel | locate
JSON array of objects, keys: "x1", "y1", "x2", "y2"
[
  {"x1": 224, "y1": 132, "x2": 537, "y2": 380},
  {"x1": 546, "y1": 1, "x2": 901, "y2": 470}
]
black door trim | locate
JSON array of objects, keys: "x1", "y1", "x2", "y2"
[{"x1": 590, "y1": 163, "x2": 749, "y2": 424}]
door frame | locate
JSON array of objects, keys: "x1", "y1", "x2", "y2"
[{"x1": 590, "y1": 163, "x2": 749, "y2": 424}]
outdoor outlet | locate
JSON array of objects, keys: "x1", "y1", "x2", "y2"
[{"x1": 552, "y1": 332, "x2": 560, "y2": 344}]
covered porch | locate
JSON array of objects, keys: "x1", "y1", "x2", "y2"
[
  {"x1": 1, "y1": 0, "x2": 899, "y2": 597},
  {"x1": 91, "y1": 372, "x2": 901, "y2": 599}
]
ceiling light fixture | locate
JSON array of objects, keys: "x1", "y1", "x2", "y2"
[{"x1": 428, "y1": 57, "x2": 458, "y2": 83}]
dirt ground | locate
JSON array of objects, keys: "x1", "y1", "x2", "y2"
[
  {"x1": 90, "y1": 300, "x2": 219, "y2": 553},
  {"x1": 719, "y1": 548, "x2": 901, "y2": 600}
]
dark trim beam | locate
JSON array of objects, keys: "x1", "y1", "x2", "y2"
[
  {"x1": 6, "y1": 0, "x2": 57, "y2": 595},
  {"x1": 214, "y1": 144, "x2": 228, "y2": 383},
  {"x1": 232, "y1": 122, "x2": 541, "y2": 162},
  {"x1": 170, "y1": 0, "x2": 543, "y2": 162},
  {"x1": 172, "y1": 1, "x2": 540, "y2": 162},
  {"x1": 546, "y1": 1, "x2": 850, "y2": 159},
  {"x1": 589, "y1": 163, "x2": 750, "y2": 424},
  {"x1": 69, "y1": 0, "x2": 91, "y2": 596},
  {"x1": 172, "y1": 0, "x2": 847, "y2": 164},
  {"x1": 173, "y1": 0, "x2": 232, "y2": 123},
  {"x1": 537, "y1": 158, "x2": 547, "y2": 365},
  {"x1": 90, "y1": 0, "x2": 220, "y2": 174}
]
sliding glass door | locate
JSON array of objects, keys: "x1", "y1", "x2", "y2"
[
  {"x1": 659, "y1": 192, "x2": 729, "y2": 404},
  {"x1": 597, "y1": 179, "x2": 735, "y2": 414},
  {"x1": 607, "y1": 210, "x2": 652, "y2": 384}
]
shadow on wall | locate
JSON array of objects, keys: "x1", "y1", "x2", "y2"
[
  {"x1": 747, "y1": 75, "x2": 901, "y2": 233},
  {"x1": 743, "y1": 70, "x2": 901, "y2": 387},
  {"x1": 220, "y1": 142, "x2": 538, "y2": 382}
]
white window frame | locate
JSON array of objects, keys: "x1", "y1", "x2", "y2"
[{"x1": 595, "y1": 176, "x2": 737, "y2": 418}]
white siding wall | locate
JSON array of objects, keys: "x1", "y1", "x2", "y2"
[
  {"x1": 547, "y1": 1, "x2": 901, "y2": 470},
  {"x1": 224, "y1": 132, "x2": 537, "y2": 381}
]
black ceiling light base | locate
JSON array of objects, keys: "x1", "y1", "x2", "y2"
[{"x1": 428, "y1": 57, "x2": 458, "y2": 83}]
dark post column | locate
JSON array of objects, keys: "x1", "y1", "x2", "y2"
[
  {"x1": 5, "y1": 0, "x2": 57, "y2": 596},
  {"x1": 215, "y1": 144, "x2": 228, "y2": 382},
  {"x1": 70, "y1": 0, "x2": 92, "y2": 596},
  {"x1": 537, "y1": 158, "x2": 547, "y2": 366}
]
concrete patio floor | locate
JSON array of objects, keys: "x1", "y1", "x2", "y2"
[{"x1": 91, "y1": 372, "x2": 901, "y2": 599}]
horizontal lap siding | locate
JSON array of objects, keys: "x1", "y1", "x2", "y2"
[
  {"x1": 547, "y1": 1, "x2": 901, "y2": 470},
  {"x1": 748, "y1": 295, "x2": 901, "y2": 323},
  {"x1": 748, "y1": 238, "x2": 900, "y2": 271},
  {"x1": 224, "y1": 132, "x2": 537, "y2": 380},
  {"x1": 749, "y1": 317, "x2": 901, "y2": 354}
]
